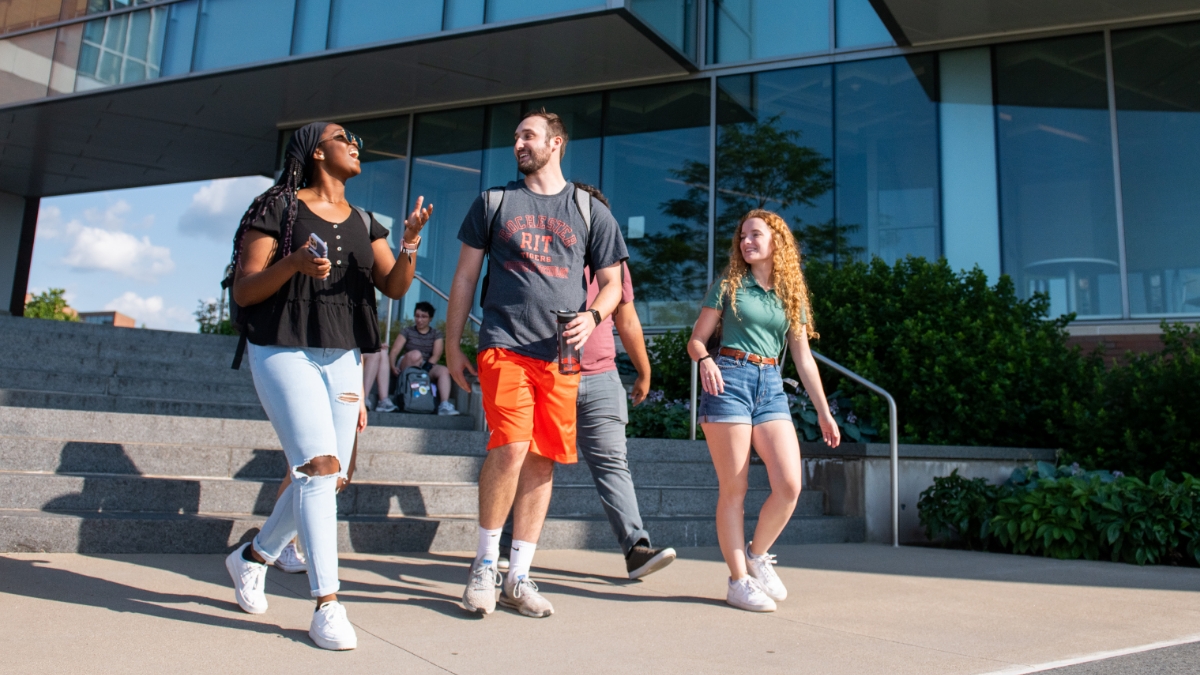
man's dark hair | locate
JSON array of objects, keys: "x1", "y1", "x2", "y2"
[
  {"x1": 414, "y1": 301, "x2": 436, "y2": 317},
  {"x1": 522, "y1": 108, "x2": 568, "y2": 159},
  {"x1": 573, "y1": 182, "x2": 609, "y2": 209}
]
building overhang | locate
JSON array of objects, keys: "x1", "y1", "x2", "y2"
[
  {"x1": 0, "y1": 7, "x2": 693, "y2": 198},
  {"x1": 873, "y1": 0, "x2": 1200, "y2": 46}
]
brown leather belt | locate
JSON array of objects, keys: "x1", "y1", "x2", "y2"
[{"x1": 718, "y1": 347, "x2": 777, "y2": 366}]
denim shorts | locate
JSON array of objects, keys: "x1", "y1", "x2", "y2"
[{"x1": 698, "y1": 353, "x2": 792, "y2": 426}]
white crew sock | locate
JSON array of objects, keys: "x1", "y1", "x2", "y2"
[
  {"x1": 477, "y1": 526, "x2": 501, "y2": 566},
  {"x1": 508, "y1": 539, "x2": 537, "y2": 584}
]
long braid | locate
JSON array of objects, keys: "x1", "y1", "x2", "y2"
[{"x1": 230, "y1": 156, "x2": 305, "y2": 274}]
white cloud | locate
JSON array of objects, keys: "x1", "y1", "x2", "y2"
[
  {"x1": 36, "y1": 205, "x2": 67, "y2": 239},
  {"x1": 104, "y1": 292, "x2": 192, "y2": 330},
  {"x1": 178, "y1": 176, "x2": 274, "y2": 240},
  {"x1": 62, "y1": 226, "x2": 175, "y2": 281}
]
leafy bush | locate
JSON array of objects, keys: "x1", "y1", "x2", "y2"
[
  {"x1": 1061, "y1": 322, "x2": 1200, "y2": 479},
  {"x1": 25, "y1": 289, "x2": 79, "y2": 322},
  {"x1": 918, "y1": 463, "x2": 1200, "y2": 566},
  {"x1": 917, "y1": 470, "x2": 1000, "y2": 550},
  {"x1": 791, "y1": 389, "x2": 877, "y2": 443},
  {"x1": 626, "y1": 391, "x2": 700, "y2": 440},
  {"x1": 803, "y1": 257, "x2": 1098, "y2": 448},
  {"x1": 645, "y1": 330, "x2": 692, "y2": 401}
]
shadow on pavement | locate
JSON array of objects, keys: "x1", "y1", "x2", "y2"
[{"x1": 0, "y1": 556, "x2": 310, "y2": 644}]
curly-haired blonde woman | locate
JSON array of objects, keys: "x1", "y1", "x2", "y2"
[{"x1": 687, "y1": 209, "x2": 840, "y2": 612}]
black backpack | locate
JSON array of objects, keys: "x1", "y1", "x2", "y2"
[
  {"x1": 226, "y1": 203, "x2": 374, "y2": 369},
  {"x1": 399, "y1": 366, "x2": 437, "y2": 414},
  {"x1": 478, "y1": 184, "x2": 595, "y2": 308}
]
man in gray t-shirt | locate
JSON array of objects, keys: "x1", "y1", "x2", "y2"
[{"x1": 445, "y1": 109, "x2": 627, "y2": 619}]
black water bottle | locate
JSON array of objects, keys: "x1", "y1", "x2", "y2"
[{"x1": 556, "y1": 311, "x2": 581, "y2": 375}]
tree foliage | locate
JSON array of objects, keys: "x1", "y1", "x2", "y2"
[{"x1": 25, "y1": 289, "x2": 79, "y2": 322}]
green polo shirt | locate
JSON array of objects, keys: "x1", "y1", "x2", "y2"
[{"x1": 702, "y1": 274, "x2": 805, "y2": 360}]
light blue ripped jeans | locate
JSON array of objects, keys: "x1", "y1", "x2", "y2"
[{"x1": 247, "y1": 344, "x2": 361, "y2": 598}]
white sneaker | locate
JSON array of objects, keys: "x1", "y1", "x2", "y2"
[
  {"x1": 375, "y1": 397, "x2": 397, "y2": 413},
  {"x1": 726, "y1": 576, "x2": 776, "y2": 612},
  {"x1": 274, "y1": 541, "x2": 307, "y2": 574},
  {"x1": 437, "y1": 400, "x2": 460, "y2": 416},
  {"x1": 462, "y1": 559, "x2": 501, "y2": 615},
  {"x1": 225, "y1": 543, "x2": 268, "y2": 614},
  {"x1": 746, "y1": 545, "x2": 787, "y2": 601},
  {"x1": 309, "y1": 601, "x2": 357, "y2": 651}
]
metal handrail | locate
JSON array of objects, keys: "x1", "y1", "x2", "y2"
[
  {"x1": 810, "y1": 351, "x2": 900, "y2": 549},
  {"x1": 413, "y1": 273, "x2": 482, "y2": 327},
  {"x1": 687, "y1": 349, "x2": 901, "y2": 548}
]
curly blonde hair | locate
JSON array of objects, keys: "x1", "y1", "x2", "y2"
[{"x1": 717, "y1": 209, "x2": 817, "y2": 339}]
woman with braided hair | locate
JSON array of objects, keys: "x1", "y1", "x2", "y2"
[
  {"x1": 688, "y1": 209, "x2": 840, "y2": 613},
  {"x1": 223, "y1": 122, "x2": 431, "y2": 650}
]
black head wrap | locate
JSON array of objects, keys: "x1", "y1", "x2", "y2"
[{"x1": 229, "y1": 121, "x2": 332, "y2": 279}]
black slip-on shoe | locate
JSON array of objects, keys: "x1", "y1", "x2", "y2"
[{"x1": 626, "y1": 545, "x2": 677, "y2": 580}]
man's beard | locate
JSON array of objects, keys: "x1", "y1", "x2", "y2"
[{"x1": 517, "y1": 145, "x2": 552, "y2": 175}]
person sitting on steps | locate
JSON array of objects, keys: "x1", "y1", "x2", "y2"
[{"x1": 388, "y1": 301, "x2": 459, "y2": 416}]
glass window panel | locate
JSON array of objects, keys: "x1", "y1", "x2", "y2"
[
  {"x1": 444, "y1": 0, "x2": 483, "y2": 29},
  {"x1": 707, "y1": 0, "x2": 827, "y2": 64},
  {"x1": 995, "y1": 35, "x2": 1120, "y2": 319},
  {"x1": 407, "y1": 107, "x2": 485, "y2": 321},
  {"x1": 485, "y1": 0, "x2": 600, "y2": 23},
  {"x1": 291, "y1": 0, "x2": 330, "y2": 54},
  {"x1": 524, "y1": 92, "x2": 603, "y2": 189},
  {"x1": 126, "y1": 8, "x2": 150, "y2": 60},
  {"x1": 835, "y1": 55, "x2": 939, "y2": 266},
  {"x1": 716, "y1": 66, "x2": 833, "y2": 269},
  {"x1": 602, "y1": 81, "x2": 710, "y2": 329},
  {"x1": 1113, "y1": 22, "x2": 1200, "y2": 317},
  {"x1": 631, "y1": 0, "x2": 696, "y2": 58},
  {"x1": 328, "y1": 0, "x2": 442, "y2": 48},
  {"x1": 0, "y1": 28, "x2": 55, "y2": 105},
  {"x1": 0, "y1": 0, "x2": 62, "y2": 33},
  {"x1": 97, "y1": 48, "x2": 120, "y2": 81},
  {"x1": 102, "y1": 13, "x2": 126, "y2": 50},
  {"x1": 344, "y1": 115, "x2": 410, "y2": 252},
  {"x1": 835, "y1": 0, "x2": 893, "y2": 49},
  {"x1": 121, "y1": 56, "x2": 144, "y2": 81},
  {"x1": 77, "y1": 41, "x2": 98, "y2": 73},
  {"x1": 159, "y1": 0, "x2": 197, "y2": 76},
  {"x1": 69, "y1": 6, "x2": 164, "y2": 91},
  {"x1": 482, "y1": 103, "x2": 521, "y2": 189},
  {"x1": 193, "y1": 0, "x2": 293, "y2": 71}
]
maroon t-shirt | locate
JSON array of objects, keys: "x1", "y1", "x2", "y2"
[{"x1": 581, "y1": 262, "x2": 634, "y2": 375}]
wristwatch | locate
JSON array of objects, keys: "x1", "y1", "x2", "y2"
[{"x1": 588, "y1": 308, "x2": 602, "y2": 326}]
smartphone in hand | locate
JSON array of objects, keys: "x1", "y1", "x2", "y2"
[{"x1": 307, "y1": 233, "x2": 328, "y2": 259}]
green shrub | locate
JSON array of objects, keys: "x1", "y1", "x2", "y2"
[
  {"x1": 791, "y1": 389, "x2": 877, "y2": 443},
  {"x1": 1061, "y1": 322, "x2": 1200, "y2": 479},
  {"x1": 626, "y1": 391, "x2": 701, "y2": 440},
  {"x1": 803, "y1": 257, "x2": 1098, "y2": 448},
  {"x1": 25, "y1": 289, "x2": 79, "y2": 322},
  {"x1": 917, "y1": 470, "x2": 1000, "y2": 550},
  {"x1": 919, "y1": 463, "x2": 1200, "y2": 566},
  {"x1": 645, "y1": 330, "x2": 693, "y2": 401}
]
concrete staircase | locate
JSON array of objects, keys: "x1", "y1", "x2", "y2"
[
  {"x1": 0, "y1": 317, "x2": 864, "y2": 553},
  {"x1": 0, "y1": 315, "x2": 473, "y2": 430}
]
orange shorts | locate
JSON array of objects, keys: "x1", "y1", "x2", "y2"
[{"x1": 477, "y1": 347, "x2": 580, "y2": 464}]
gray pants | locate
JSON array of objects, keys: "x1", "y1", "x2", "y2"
[{"x1": 502, "y1": 369, "x2": 651, "y2": 556}]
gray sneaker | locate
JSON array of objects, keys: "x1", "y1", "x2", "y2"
[
  {"x1": 499, "y1": 576, "x2": 554, "y2": 618},
  {"x1": 462, "y1": 559, "x2": 501, "y2": 615}
]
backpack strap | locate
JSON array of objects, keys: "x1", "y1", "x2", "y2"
[
  {"x1": 231, "y1": 334, "x2": 247, "y2": 370},
  {"x1": 352, "y1": 206, "x2": 372, "y2": 235},
  {"x1": 573, "y1": 186, "x2": 595, "y2": 280},
  {"x1": 483, "y1": 188, "x2": 505, "y2": 252}
]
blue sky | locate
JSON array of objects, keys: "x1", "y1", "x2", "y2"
[{"x1": 31, "y1": 175, "x2": 273, "y2": 332}]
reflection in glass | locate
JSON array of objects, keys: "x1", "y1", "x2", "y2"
[
  {"x1": 631, "y1": 0, "x2": 696, "y2": 58},
  {"x1": 1113, "y1": 22, "x2": 1200, "y2": 317},
  {"x1": 407, "y1": 108, "x2": 485, "y2": 320},
  {"x1": 1, "y1": 0, "x2": 62, "y2": 34},
  {"x1": 485, "y1": 0, "x2": 600, "y2": 23},
  {"x1": 193, "y1": 0, "x2": 293, "y2": 71},
  {"x1": 995, "y1": 35, "x2": 1120, "y2": 319},
  {"x1": 835, "y1": 0, "x2": 893, "y2": 48},
  {"x1": 328, "y1": 0, "x2": 442, "y2": 48},
  {"x1": 159, "y1": 0, "x2": 197, "y2": 76},
  {"x1": 717, "y1": 67, "x2": 835, "y2": 270},
  {"x1": 835, "y1": 55, "x2": 939, "y2": 265},
  {"x1": 482, "y1": 103, "x2": 520, "y2": 190},
  {"x1": 291, "y1": 0, "x2": 331, "y2": 54},
  {"x1": 602, "y1": 81, "x2": 709, "y2": 328},
  {"x1": 525, "y1": 92, "x2": 603, "y2": 189},
  {"x1": 65, "y1": 6, "x2": 164, "y2": 90},
  {"x1": 0, "y1": 29, "x2": 55, "y2": 105},
  {"x1": 707, "y1": 0, "x2": 826, "y2": 64}
]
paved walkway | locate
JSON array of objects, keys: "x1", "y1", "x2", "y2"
[{"x1": 3, "y1": 544, "x2": 1199, "y2": 674}]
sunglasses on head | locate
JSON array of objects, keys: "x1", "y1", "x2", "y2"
[{"x1": 319, "y1": 130, "x2": 364, "y2": 151}]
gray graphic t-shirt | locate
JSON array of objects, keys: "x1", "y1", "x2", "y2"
[{"x1": 458, "y1": 180, "x2": 628, "y2": 362}]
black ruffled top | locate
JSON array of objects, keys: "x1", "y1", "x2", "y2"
[{"x1": 242, "y1": 198, "x2": 389, "y2": 353}]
